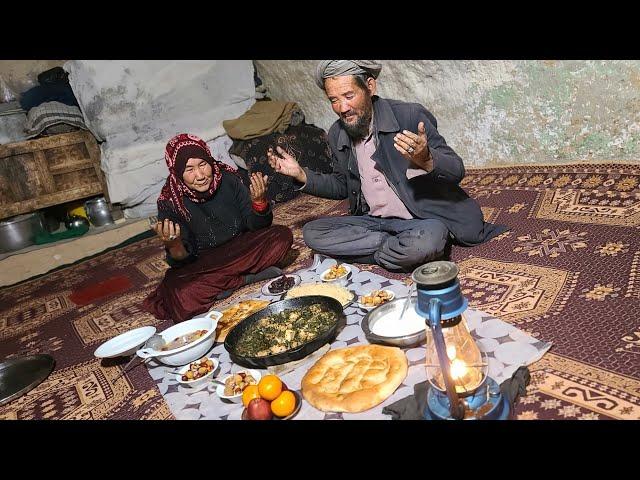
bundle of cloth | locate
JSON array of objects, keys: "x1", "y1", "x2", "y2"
[{"x1": 223, "y1": 100, "x2": 334, "y2": 203}]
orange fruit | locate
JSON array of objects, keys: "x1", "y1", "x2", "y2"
[
  {"x1": 258, "y1": 375, "x2": 283, "y2": 401},
  {"x1": 242, "y1": 385, "x2": 261, "y2": 408},
  {"x1": 271, "y1": 390, "x2": 296, "y2": 417}
]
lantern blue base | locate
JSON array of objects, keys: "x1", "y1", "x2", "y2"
[{"x1": 423, "y1": 377, "x2": 511, "y2": 420}]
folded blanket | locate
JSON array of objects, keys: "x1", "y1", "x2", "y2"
[
  {"x1": 24, "y1": 101, "x2": 88, "y2": 138},
  {"x1": 223, "y1": 100, "x2": 304, "y2": 140}
]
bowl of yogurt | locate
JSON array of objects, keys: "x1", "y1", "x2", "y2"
[{"x1": 361, "y1": 297, "x2": 426, "y2": 348}]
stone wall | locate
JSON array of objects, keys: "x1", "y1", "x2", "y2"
[{"x1": 255, "y1": 60, "x2": 640, "y2": 166}]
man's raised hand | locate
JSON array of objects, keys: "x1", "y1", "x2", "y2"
[{"x1": 267, "y1": 146, "x2": 307, "y2": 184}]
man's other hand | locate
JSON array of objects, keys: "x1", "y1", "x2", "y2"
[
  {"x1": 393, "y1": 121, "x2": 433, "y2": 172},
  {"x1": 267, "y1": 146, "x2": 307, "y2": 184}
]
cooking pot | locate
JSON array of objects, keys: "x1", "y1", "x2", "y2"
[
  {"x1": 0, "y1": 213, "x2": 46, "y2": 253},
  {"x1": 65, "y1": 215, "x2": 90, "y2": 230},
  {"x1": 84, "y1": 197, "x2": 114, "y2": 227},
  {"x1": 224, "y1": 295, "x2": 346, "y2": 369}
]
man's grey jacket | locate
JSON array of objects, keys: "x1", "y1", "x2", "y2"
[{"x1": 300, "y1": 96, "x2": 507, "y2": 246}]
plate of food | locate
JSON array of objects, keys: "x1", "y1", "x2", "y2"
[
  {"x1": 239, "y1": 374, "x2": 302, "y2": 420},
  {"x1": 357, "y1": 289, "x2": 396, "y2": 310},
  {"x1": 285, "y1": 282, "x2": 355, "y2": 308},
  {"x1": 320, "y1": 263, "x2": 351, "y2": 284},
  {"x1": 261, "y1": 274, "x2": 301, "y2": 296},
  {"x1": 175, "y1": 357, "x2": 219, "y2": 389},
  {"x1": 241, "y1": 390, "x2": 302, "y2": 421},
  {"x1": 214, "y1": 369, "x2": 262, "y2": 402},
  {"x1": 214, "y1": 299, "x2": 270, "y2": 342}
]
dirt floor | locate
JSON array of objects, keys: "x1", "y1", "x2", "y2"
[{"x1": 0, "y1": 218, "x2": 150, "y2": 287}]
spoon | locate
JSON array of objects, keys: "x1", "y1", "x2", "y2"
[
  {"x1": 113, "y1": 334, "x2": 164, "y2": 382},
  {"x1": 399, "y1": 282, "x2": 415, "y2": 321}
]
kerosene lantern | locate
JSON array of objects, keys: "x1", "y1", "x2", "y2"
[{"x1": 411, "y1": 261, "x2": 510, "y2": 420}]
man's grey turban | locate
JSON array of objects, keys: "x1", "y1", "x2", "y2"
[{"x1": 314, "y1": 60, "x2": 383, "y2": 90}]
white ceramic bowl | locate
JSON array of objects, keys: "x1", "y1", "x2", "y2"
[
  {"x1": 320, "y1": 264, "x2": 351, "y2": 286},
  {"x1": 357, "y1": 290, "x2": 396, "y2": 310},
  {"x1": 175, "y1": 357, "x2": 220, "y2": 389},
  {"x1": 136, "y1": 311, "x2": 222, "y2": 366},
  {"x1": 94, "y1": 326, "x2": 157, "y2": 358},
  {"x1": 214, "y1": 369, "x2": 262, "y2": 403}
]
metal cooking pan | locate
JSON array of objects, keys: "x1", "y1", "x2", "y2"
[{"x1": 224, "y1": 295, "x2": 346, "y2": 368}]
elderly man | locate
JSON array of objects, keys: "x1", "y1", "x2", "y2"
[{"x1": 267, "y1": 60, "x2": 506, "y2": 272}]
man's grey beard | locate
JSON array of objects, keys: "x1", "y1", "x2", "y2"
[{"x1": 340, "y1": 103, "x2": 373, "y2": 140}]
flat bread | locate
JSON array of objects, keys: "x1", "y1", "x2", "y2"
[
  {"x1": 301, "y1": 344, "x2": 408, "y2": 413},
  {"x1": 215, "y1": 299, "x2": 269, "y2": 342}
]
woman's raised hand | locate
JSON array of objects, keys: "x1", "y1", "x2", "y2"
[
  {"x1": 152, "y1": 218, "x2": 181, "y2": 245},
  {"x1": 267, "y1": 146, "x2": 307, "y2": 184},
  {"x1": 249, "y1": 172, "x2": 268, "y2": 203}
]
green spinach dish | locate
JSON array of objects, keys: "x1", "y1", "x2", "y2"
[{"x1": 236, "y1": 303, "x2": 338, "y2": 357}]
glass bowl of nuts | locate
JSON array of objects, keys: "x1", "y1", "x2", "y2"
[
  {"x1": 175, "y1": 357, "x2": 219, "y2": 389},
  {"x1": 214, "y1": 369, "x2": 262, "y2": 403}
]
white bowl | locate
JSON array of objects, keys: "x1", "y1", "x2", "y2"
[
  {"x1": 320, "y1": 264, "x2": 351, "y2": 286},
  {"x1": 175, "y1": 357, "x2": 219, "y2": 389},
  {"x1": 357, "y1": 290, "x2": 396, "y2": 310},
  {"x1": 136, "y1": 311, "x2": 222, "y2": 366},
  {"x1": 214, "y1": 369, "x2": 262, "y2": 403},
  {"x1": 94, "y1": 326, "x2": 156, "y2": 359}
]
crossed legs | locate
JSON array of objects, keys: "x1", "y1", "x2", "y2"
[{"x1": 303, "y1": 215, "x2": 449, "y2": 272}]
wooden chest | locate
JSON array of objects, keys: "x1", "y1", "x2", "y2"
[{"x1": 0, "y1": 130, "x2": 108, "y2": 220}]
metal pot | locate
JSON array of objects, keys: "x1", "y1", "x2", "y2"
[
  {"x1": 84, "y1": 197, "x2": 114, "y2": 227},
  {"x1": 64, "y1": 215, "x2": 90, "y2": 230},
  {"x1": 0, "y1": 213, "x2": 46, "y2": 253},
  {"x1": 361, "y1": 297, "x2": 426, "y2": 348}
]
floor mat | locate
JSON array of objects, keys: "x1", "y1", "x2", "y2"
[
  {"x1": 449, "y1": 163, "x2": 640, "y2": 419},
  {"x1": 1, "y1": 162, "x2": 638, "y2": 420}
]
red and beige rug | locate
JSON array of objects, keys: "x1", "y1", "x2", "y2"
[{"x1": 1, "y1": 162, "x2": 638, "y2": 420}]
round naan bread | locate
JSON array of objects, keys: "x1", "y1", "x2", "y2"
[{"x1": 301, "y1": 344, "x2": 408, "y2": 413}]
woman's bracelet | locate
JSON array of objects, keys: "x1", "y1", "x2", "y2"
[{"x1": 252, "y1": 200, "x2": 269, "y2": 212}]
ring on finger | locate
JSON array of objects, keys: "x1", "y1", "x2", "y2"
[
  {"x1": 168, "y1": 234, "x2": 177, "y2": 240},
  {"x1": 407, "y1": 146, "x2": 414, "y2": 154}
]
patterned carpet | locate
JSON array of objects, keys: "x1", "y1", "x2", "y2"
[{"x1": 1, "y1": 162, "x2": 638, "y2": 420}]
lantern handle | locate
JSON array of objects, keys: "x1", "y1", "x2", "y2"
[{"x1": 428, "y1": 298, "x2": 465, "y2": 420}]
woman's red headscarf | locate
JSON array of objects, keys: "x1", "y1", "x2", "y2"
[{"x1": 158, "y1": 133, "x2": 237, "y2": 221}]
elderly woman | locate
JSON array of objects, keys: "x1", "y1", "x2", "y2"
[{"x1": 143, "y1": 133, "x2": 293, "y2": 322}]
